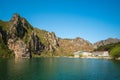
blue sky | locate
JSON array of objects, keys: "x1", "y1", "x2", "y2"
[{"x1": 0, "y1": 0, "x2": 120, "y2": 43}]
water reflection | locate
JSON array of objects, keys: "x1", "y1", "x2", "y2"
[
  {"x1": 0, "y1": 58, "x2": 9, "y2": 80},
  {"x1": 0, "y1": 58, "x2": 120, "y2": 80}
]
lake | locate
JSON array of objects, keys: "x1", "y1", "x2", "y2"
[{"x1": 0, "y1": 57, "x2": 120, "y2": 80}]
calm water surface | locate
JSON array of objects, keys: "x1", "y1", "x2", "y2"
[{"x1": 0, "y1": 57, "x2": 120, "y2": 80}]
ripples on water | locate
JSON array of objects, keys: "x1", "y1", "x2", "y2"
[{"x1": 0, "y1": 58, "x2": 120, "y2": 80}]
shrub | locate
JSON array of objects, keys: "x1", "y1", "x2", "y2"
[{"x1": 110, "y1": 44, "x2": 120, "y2": 59}]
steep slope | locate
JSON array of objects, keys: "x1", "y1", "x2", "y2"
[
  {"x1": 0, "y1": 13, "x2": 60, "y2": 58},
  {"x1": 0, "y1": 13, "x2": 93, "y2": 58},
  {"x1": 0, "y1": 28, "x2": 13, "y2": 58},
  {"x1": 58, "y1": 37, "x2": 93, "y2": 55}
]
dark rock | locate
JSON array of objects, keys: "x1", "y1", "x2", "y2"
[
  {"x1": 29, "y1": 31, "x2": 45, "y2": 54},
  {"x1": 9, "y1": 13, "x2": 27, "y2": 39},
  {"x1": 0, "y1": 27, "x2": 8, "y2": 44}
]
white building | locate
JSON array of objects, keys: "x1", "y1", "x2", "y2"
[
  {"x1": 92, "y1": 51, "x2": 109, "y2": 57},
  {"x1": 74, "y1": 51, "x2": 80, "y2": 58},
  {"x1": 74, "y1": 51, "x2": 92, "y2": 58}
]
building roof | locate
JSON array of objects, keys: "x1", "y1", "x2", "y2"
[{"x1": 92, "y1": 51, "x2": 108, "y2": 55}]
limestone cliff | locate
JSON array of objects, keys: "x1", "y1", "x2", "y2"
[
  {"x1": 29, "y1": 31, "x2": 45, "y2": 54},
  {"x1": 8, "y1": 39, "x2": 30, "y2": 58}
]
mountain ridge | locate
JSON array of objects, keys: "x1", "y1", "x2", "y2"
[
  {"x1": 94, "y1": 38, "x2": 120, "y2": 48},
  {"x1": 0, "y1": 13, "x2": 119, "y2": 58}
]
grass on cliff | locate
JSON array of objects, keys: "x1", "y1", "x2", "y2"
[
  {"x1": 22, "y1": 27, "x2": 32, "y2": 44},
  {"x1": 33, "y1": 28, "x2": 49, "y2": 46},
  {"x1": 23, "y1": 27, "x2": 49, "y2": 46},
  {"x1": 0, "y1": 20, "x2": 10, "y2": 31},
  {"x1": 0, "y1": 20, "x2": 14, "y2": 58},
  {"x1": 0, "y1": 37, "x2": 14, "y2": 58}
]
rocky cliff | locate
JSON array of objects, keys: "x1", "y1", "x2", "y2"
[{"x1": 0, "y1": 13, "x2": 93, "y2": 58}]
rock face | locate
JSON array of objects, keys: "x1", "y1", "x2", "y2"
[
  {"x1": 29, "y1": 31, "x2": 45, "y2": 54},
  {"x1": 0, "y1": 13, "x2": 94, "y2": 58},
  {"x1": 59, "y1": 37, "x2": 93, "y2": 55},
  {"x1": 45, "y1": 32, "x2": 59, "y2": 51},
  {"x1": 0, "y1": 27, "x2": 8, "y2": 44},
  {"x1": 7, "y1": 14, "x2": 33, "y2": 58},
  {"x1": 8, "y1": 39, "x2": 30, "y2": 58},
  {"x1": 9, "y1": 14, "x2": 27, "y2": 39},
  {"x1": 94, "y1": 38, "x2": 120, "y2": 48}
]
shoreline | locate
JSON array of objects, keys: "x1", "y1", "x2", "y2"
[{"x1": 33, "y1": 55, "x2": 113, "y2": 60}]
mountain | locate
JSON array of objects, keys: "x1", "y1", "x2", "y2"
[
  {"x1": 94, "y1": 41, "x2": 120, "y2": 52},
  {"x1": 58, "y1": 37, "x2": 93, "y2": 56},
  {"x1": 0, "y1": 13, "x2": 93, "y2": 58},
  {"x1": 94, "y1": 38, "x2": 120, "y2": 48}
]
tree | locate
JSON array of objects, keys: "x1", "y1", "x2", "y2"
[{"x1": 110, "y1": 45, "x2": 120, "y2": 59}]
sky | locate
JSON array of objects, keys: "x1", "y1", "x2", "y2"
[{"x1": 0, "y1": 0, "x2": 120, "y2": 43}]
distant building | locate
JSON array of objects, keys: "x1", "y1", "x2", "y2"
[
  {"x1": 92, "y1": 51, "x2": 109, "y2": 57},
  {"x1": 74, "y1": 51, "x2": 80, "y2": 58},
  {"x1": 74, "y1": 51, "x2": 92, "y2": 58}
]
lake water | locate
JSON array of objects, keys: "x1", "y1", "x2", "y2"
[{"x1": 0, "y1": 57, "x2": 120, "y2": 80}]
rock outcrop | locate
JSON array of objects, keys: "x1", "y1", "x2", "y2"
[
  {"x1": 8, "y1": 39, "x2": 31, "y2": 58},
  {"x1": 9, "y1": 14, "x2": 27, "y2": 39},
  {"x1": 29, "y1": 31, "x2": 45, "y2": 54},
  {"x1": 45, "y1": 32, "x2": 59, "y2": 51},
  {"x1": 7, "y1": 14, "x2": 33, "y2": 58},
  {"x1": 0, "y1": 27, "x2": 8, "y2": 44}
]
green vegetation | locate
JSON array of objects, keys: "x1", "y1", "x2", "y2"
[
  {"x1": 0, "y1": 37, "x2": 13, "y2": 58},
  {"x1": 79, "y1": 54, "x2": 83, "y2": 58},
  {"x1": 0, "y1": 20, "x2": 9, "y2": 31},
  {"x1": 0, "y1": 21, "x2": 13, "y2": 58},
  {"x1": 22, "y1": 26, "x2": 32, "y2": 44},
  {"x1": 33, "y1": 28, "x2": 48, "y2": 46},
  {"x1": 68, "y1": 53, "x2": 74, "y2": 57},
  {"x1": 110, "y1": 44, "x2": 120, "y2": 59},
  {"x1": 94, "y1": 42, "x2": 120, "y2": 52}
]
